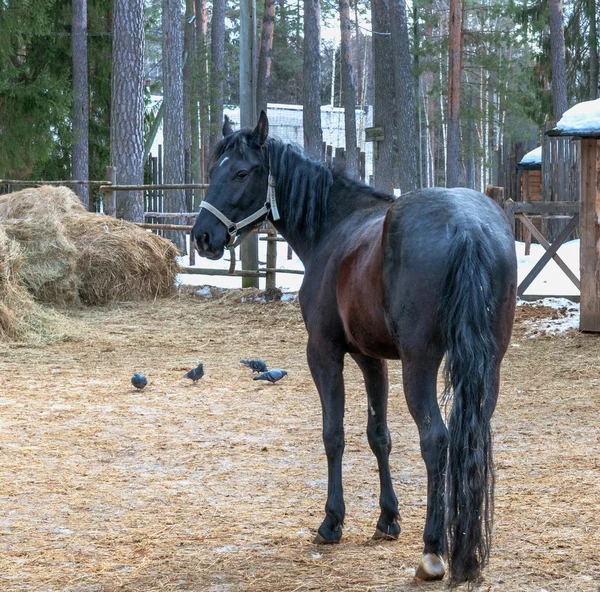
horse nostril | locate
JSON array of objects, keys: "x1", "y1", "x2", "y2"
[{"x1": 199, "y1": 233, "x2": 211, "y2": 252}]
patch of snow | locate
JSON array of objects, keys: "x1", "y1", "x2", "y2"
[
  {"x1": 195, "y1": 286, "x2": 212, "y2": 297},
  {"x1": 214, "y1": 545, "x2": 237, "y2": 553},
  {"x1": 515, "y1": 239, "x2": 579, "y2": 296},
  {"x1": 177, "y1": 234, "x2": 304, "y2": 292},
  {"x1": 520, "y1": 146, "x2": 542, "y2": 165},
  {"x1": 556, "y1": 98, "x2": 600, "y2": 134},
  {"x1": 519, "y1": 298, "x2": 580, "y2": 337}
]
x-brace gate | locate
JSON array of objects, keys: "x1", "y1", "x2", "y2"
[{"x1": 503, "y1": 199, "x2": 580, "y2": 297}]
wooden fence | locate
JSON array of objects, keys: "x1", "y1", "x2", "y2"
[{"x1": 497, "y1": 126, "x2": 581, "y2": 242}]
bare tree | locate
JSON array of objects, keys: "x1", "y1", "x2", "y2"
[
  {"x1": 72, "y1": 0, "x2": 89, "y2": 208},
  {"x1": 256, "y1": 0, "x2": 275, "y2": 115},
  {"x1": 209, "y1": 0, "x2": 226, "y2": 150},
  {"x1": 588, "y1": 0, "x2": 598, "y2": 99},
  {"x1": 303, "y1": 0, "x2": 323, "y2": 159},
  {"x1": 163, "y1": 0, "x2": 186, "y2": 236},
  {"x1": 389, "y1": 0, "x2": 417, "y2": 192},
  {"x1": 446, "y1": 0, "x2": 463, "y2": 187},
  {"x1": 339, "y1": 0, "x2": 358, "y2": 177},
  {"x1": 371, "y1": 0, "x2": 395, "y2": 191},
  {"x1": 110, "y1": 0, "x2": 145, "y2": 221},
  {"x1": 549, "y1": 0, "x2": 568, "y2": 119},
  {"x1": 195, "y1": 0, "x2": 210, "y2": 174}
]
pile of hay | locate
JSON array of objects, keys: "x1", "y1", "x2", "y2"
[
  {"x1": 0, "y1": 185, "x2": 180, "y2": 319},
  {"x1": 65, "y1": 214, "x2": 180, "y2": 305},
  {"x1": 1, "y1": 215, "x2": 79, "y2": 305},
  {"x1": 0, "y1": 224, "x2": 68, "y2": 342},
  {"x1": 0, "y1": 185, "x2": 86, "y2": 218}
]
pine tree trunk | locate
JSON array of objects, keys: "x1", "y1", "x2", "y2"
[
  {"x1": 371, "y1": 0, "x2": 395, "y2": 192},
  {"x1": 338, "y1": 0, "x2": 358, "y2": 177},
  {"x1": 110, "y1": 0, "x2": 145, "y2": 221},
  {"x1": 72, "y1": 0, "x2": 89, "y2": 209},
  {"x1": 303, "y1": 0, "x2": 323, "y2": 160},
  {"x1": 163, "y1": 0, "x2": 186, "y2": 246},
  {"x1": 549, "y1": 0, "x2": 568, "y2": 119},
  {"x1": 589, "y1": 0, "x2": 598, "y2": 99},
  {"x1": 446, "y1": 0, "x2": 463, "y2": 187},
  {"x1": 183, "y1": 0, "x2": 194, "y2": 207},
  {"x1": 209, "y1": 0, "x2": 226, "y2": 149},
  {"x1": 257, "y1": 0, "x2": 275, "y2": 115},
  {"x1": 389, "y1": 0, "x2": 417, "y2": 192},
  {"x1": 195, "y1": 0, "x2": 210, "y2": 175}
]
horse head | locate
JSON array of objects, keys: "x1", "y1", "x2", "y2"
[{"x1": 192, "y1": 111, "x2": 271, "y2": 260}]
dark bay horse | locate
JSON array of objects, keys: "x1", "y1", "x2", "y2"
[{"x1": 192, "y1": 112, "x2": 517, "y2": 586}]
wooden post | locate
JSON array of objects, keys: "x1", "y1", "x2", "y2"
[
  {"x1": 240, "y1": 0, "x2": 258, "y2": 288},
  {"x1": 504, "y1": 198, "x2": 516, "y2": 237},
  {"x1": 579, "y1": 138, "x2": 600, "y2": 331},
  {"x1": 105, "y1": 166, "x2": 117, "y2": 218},
  {"x1": 265, "y1": 226, "x2": 277, "y2": 289}
]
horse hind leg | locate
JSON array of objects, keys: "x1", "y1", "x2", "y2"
[
  {"x1": 351, "y1": 354, "x2": 400, "y2": 540},
  {"x1": 401, "y1": 352, "x2": 448, "y2": 581}
]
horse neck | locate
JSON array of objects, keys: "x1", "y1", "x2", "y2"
[{"x1": 267, "y1": 139, "x2": 336, "y2": 263}]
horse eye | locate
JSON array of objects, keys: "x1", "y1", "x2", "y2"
[{"x1": 236, "y1": 170, "x2": 249, "y2": 179}]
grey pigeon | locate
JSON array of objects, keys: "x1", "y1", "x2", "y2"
[
  {"x1": 131, "y1": 372, "x2": 147, "y2": 390},
  {"x1": 184, "y1": 363, "x2": 205, "y2": 383},
  {"x1": 241, "y1": 359, "x2": 268, "y2": 373},
  {"x1": 253, "y1": 369, "x2": 288, "y2": 384}
]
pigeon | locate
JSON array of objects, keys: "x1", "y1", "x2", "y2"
[
  {"x1": 131, "y1": 372, "x2": 147, "y2": 390},
  {"x1": 184, "y1": 363, "x2": 205, "y2": 383},
  {"x1": 241, "y1": 359, "x2": 268, "y2": 373},
  {"x1": 253, "y1": 369, "x2": 288, "y2": 384}
]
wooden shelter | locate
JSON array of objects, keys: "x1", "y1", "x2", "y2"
[{"x1": 547, "y1": 129, "x2": 600, "y2": 331}]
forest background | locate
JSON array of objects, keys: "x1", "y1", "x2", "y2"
[{"x1": 0, "y1": 0, "x2": 597, "y2": 214}]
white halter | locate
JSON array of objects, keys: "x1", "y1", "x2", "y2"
[{"x1": 198, "y1": 171, "x2": 280, "y2": 248}]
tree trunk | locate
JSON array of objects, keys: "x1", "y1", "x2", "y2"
[
  {"x1": 371, "y1": 0, "x2": 395, "y2": 192},
  {"x1": 256, "y1": 0, "x2": 275, "y2": 115},
  {"x1": 209, "y1": 0, "x2": 226, "y2": 149},
  {"x1": 303, "y1": 0, "x2": 323, "y2": 160},
  {"x1": 389, "y1": 0, "x2": 417, "y2": 192},
  {"x1": 163, "y1": 0, "x2": 186, "y2": 246},
  {"x1": 110, "y1": 0, "x2": 145, "y2": 221},
  {"x1": 338, "y1": 0, "x2": 358, "y2": 177},
  {"x1": 549, "y1": 0, "x2": 568, "y2": 119},
  {"x1": 183, "y1": 0, "x2": 194, "y2": 209},
  {"x1": 446, "y1": 0, "x2": 463, "y2": 187},
  {"x1": 72, "y1": 0, "x2": 89, "y2": 209},
  {"x1": 589, "y1": 0, "x2": 598, "y2": 99},
  {"x1": 195, "y1": 0, "x2": 210, "y2": 176}
]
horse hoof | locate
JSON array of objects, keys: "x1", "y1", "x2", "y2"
[
  {"x1": 372, "y1": 527, "x2": 399, "y2": 541},
  {"x1": 415, "y1": 553, "x2": 445, "y2": 581},
  {"x1": 313, "y1": 532, "x2": 340, "y2": 545}
]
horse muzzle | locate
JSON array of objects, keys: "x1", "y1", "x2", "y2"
[{"x1": 193, "y1": 230, "x2": 226, "y2": 260}]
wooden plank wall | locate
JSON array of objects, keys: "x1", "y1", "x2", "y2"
[{"x1": 542, "y1": 122, "x2": 580, "y2": 241}]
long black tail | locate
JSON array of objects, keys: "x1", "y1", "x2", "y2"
[{"x1": 439, "y1": 230, "x2": 499, "y2": 587}]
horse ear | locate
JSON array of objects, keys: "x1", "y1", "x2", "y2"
[
  {"x1": 251, "y1": 110, "x2": 269, "y2": 146},
  {"x1": 222, "y1": 115, "x2": 234, "y2": 138}
]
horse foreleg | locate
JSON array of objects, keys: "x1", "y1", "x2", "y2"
[
  {"x1": 402, "y1": 355, "x2": 448, "y2": 581},
  {"x1": 351, "y1": 354, "x2": 400, "y2": 540},
  {"x1": 308, "y1": 337, "x2": 346, "y2": 544}
]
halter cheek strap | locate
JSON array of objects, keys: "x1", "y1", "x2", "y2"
[{"x1": 199, "y1": 171, "x2": 280, "y2": 248}]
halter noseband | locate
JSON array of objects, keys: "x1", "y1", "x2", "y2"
[{"x1": 198, "y1": 170, "x2": 280, "y2": 249}]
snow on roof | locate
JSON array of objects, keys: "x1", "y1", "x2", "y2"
[
  {"x1": 556, "y1": 98, "x2": 600, "y2": 134},
  {"x1": 520, "y1": 146, "x2": 542, "y2": 165}
]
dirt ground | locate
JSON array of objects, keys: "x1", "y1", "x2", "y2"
[{"x1": 0, "y1": 291, "x2": 598, "y2": 592}]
